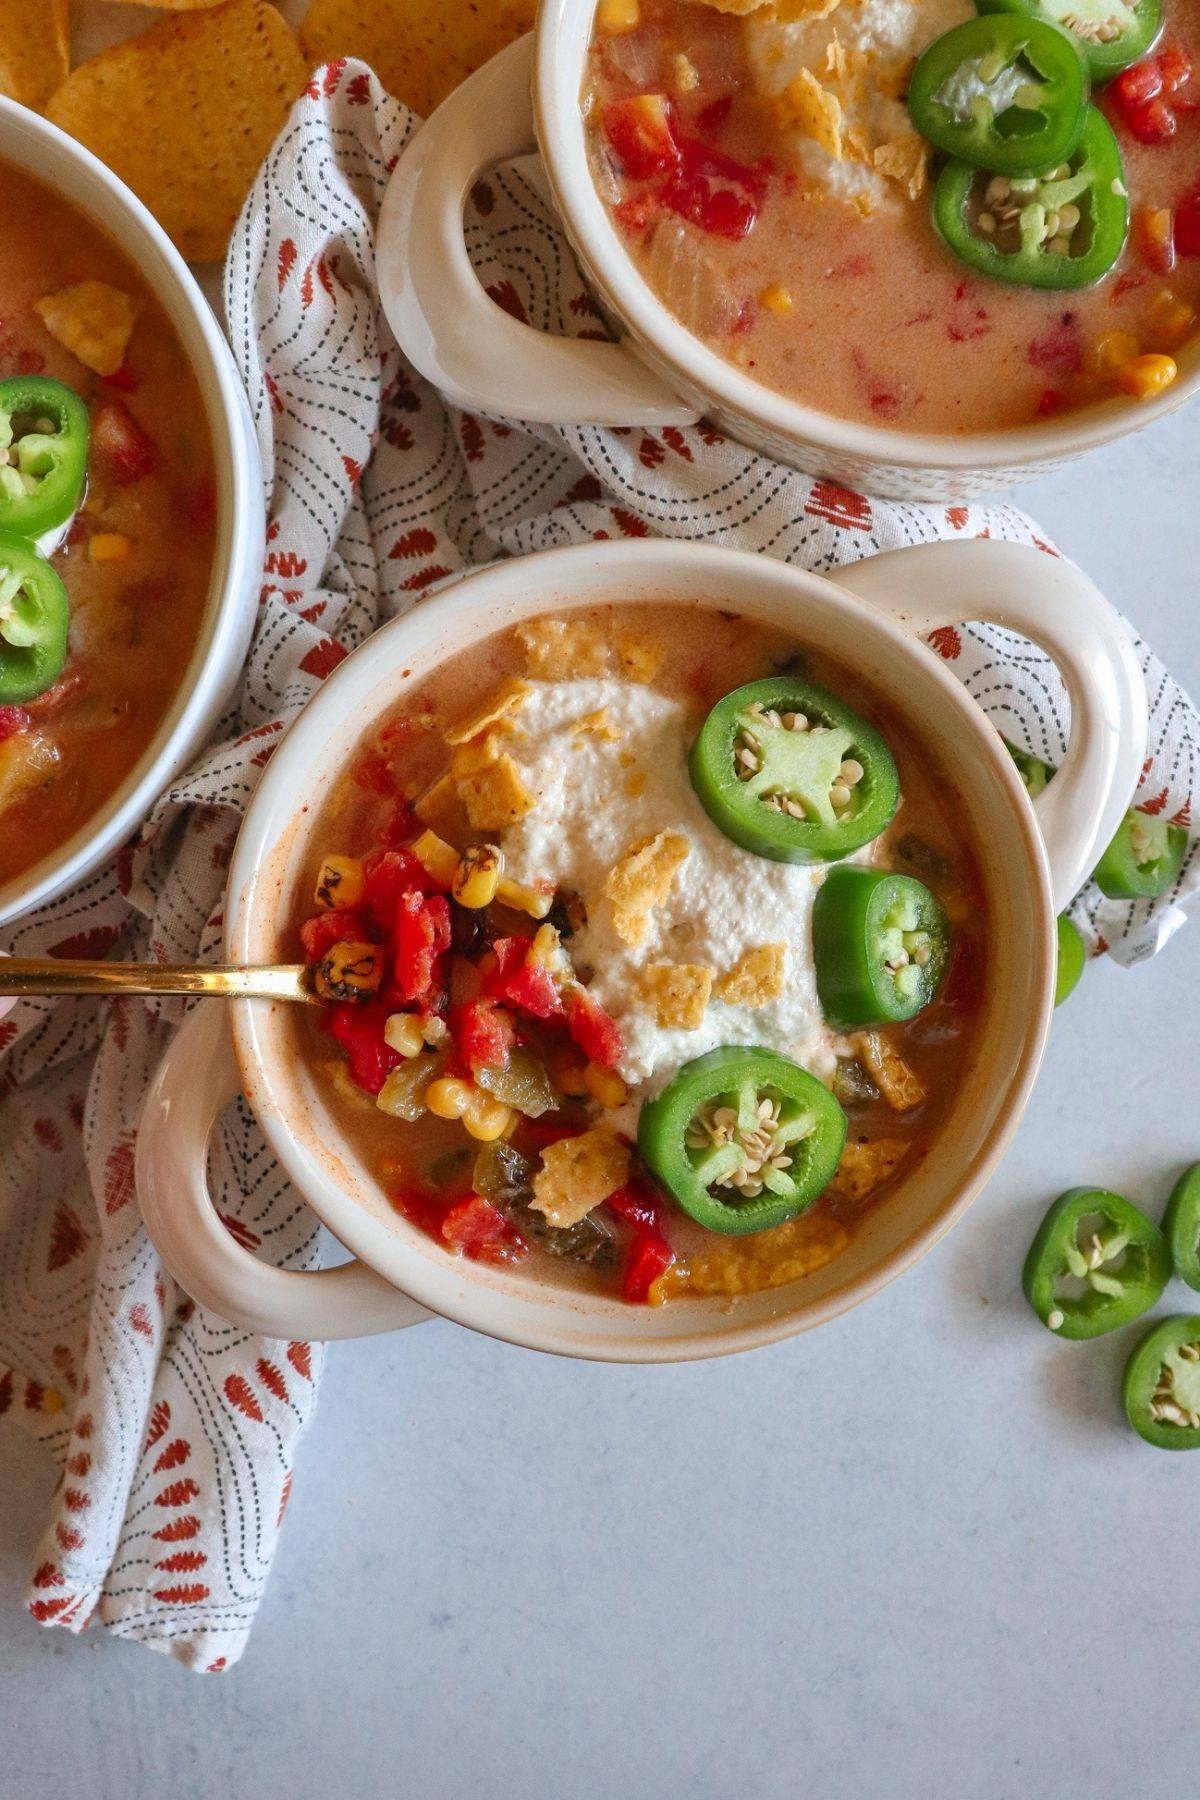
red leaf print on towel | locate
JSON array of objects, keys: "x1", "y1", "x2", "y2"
[
  {"x1": 155, "y1": 1550, "x2": 207, "y2": 1574},
  {"x1": 928, "y1": 626, "x2": 962, "y2": 661},
  {"x1": 0, "y1": 1371, "x2": 11, "y2": 1415},
  {"x1": 342, "y1": 455, "x2": 362, "y2": 486},
  {"x1": 34, "y1": 1117, "x2": 62, "y2": 1152},
  {"x1": 611, "y1": 507, "x2": 649, "y2": 537},
  {"x1": 256, "y1": 1359, "x2": 289, "y2": 1403},
  {"x1": 300, "y1": 638, "x2": 348, "y2": 680},
  {"x1": 55, "y1": 1525, "x2": 83, "y2": 1553},
  {"x1": 220, "y1": 1213, "x2": 261, "y2": 1252},
  {"x1": 155, "y1": 1478, "x2": 201, "y2": 1508},
  {"x1": 347, "y1": 71, "x2": 371, "y2": 104},
  {"x1": 154, "y1": 1584, "x2": 211, "y2": 1605},
  {"x1": 46, "y1": 1204, "x2": 87, "y2": 1272},
  {"x1": 637, "y1": 435, "x2": 665, "y2": 470},
  {"x1": 144, "y1": 1399, "x2": 170, "y2": 1450},
  {"x1": 660, "y1": 426, "x2": 693, "y2": 461},
  {"x1": 286, "y1": 1341, "x2": 312, "y2": 1381},
  {"x1": 461, "y1": 414, "x2": 484, "y2": 463},
  {"x1": 486, "y1": 280, "x2": 527, "y2": 323},
  {"x1": 152, "y1": 1515, "x2": 201, "y2": 1543},
  {"x1": 103, "y1": 1134, "x2": 136, "y2": 1215},
  {"x1": 129, "y1": 1303, "x2": 153, "y2": 1341},
  {"x1": 73, "y1": 1411, "x2": 93, "y2": 1439},
  {"x1": 390, "y1": 527, "x2": 438, "y2": 560},
  {"x1": 63, "y1": 1488, "x2": 90, "y2": 1513},
  {"x1": 153, "y1": 1438, "x2": 191, "y2": 1474},
  {"x1": 1138, "y1": 788, "x2": 1169, "y2": 816},
  {"x1": 49, "y1": 925, "x2": 121, "y2": 961},
  {"x1": 805, "y1": 481, "x2": 873, "y2": 532},
  {"x1": 277, "y1": 238, "x2": 297, "y2": 290},
  {"x1": 399, "y1": 564, "x2": 453, "y2": 593},
  {"x1": 945, "y1": 506, "x2": 969, "y2": 531},
  {"x1": 224, "y1": 1374, "x2": 264, "y2": 1423},
  {"x1": 32, "y1": 1561, "x2": 63, "y2": 1589},
  {"x1": 277, "y1": 1470, "x2": 293, "y2": 1527}
]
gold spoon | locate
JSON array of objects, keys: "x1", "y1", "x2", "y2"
[{"x1": 0, "y1": 957, "x2": 321, "y2": 1006}]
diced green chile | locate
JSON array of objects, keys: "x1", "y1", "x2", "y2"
[
  {"x1": 0, "y1": 532, "x2": 70, "y2": 705},
  {"x1": 472, "y1": 1140, "x2": 615, "y2": 1265},
  {"x1": 1093, "y1": 809, "x2": 1187, "y2": 900},
  {"x1": 637, "y1": 1046, "x2": 847, "y2": 1235},
  {"x1": 909, "y1": 15, "x2": 1090, "y2": 174},
  {"x1": 1022, "y1": 1185, "x2": 1170, "y2": 1338},
  {"x1": 689, "y1": 677, "x2": 899, "y2": 865},
  {"x1": 813, "y1": 867, "x2": 951, "y2": 1029},
  {"x1": 933, "y1": 107, "x2": 1128, "y2": 289},
  {"x1": 1054, "y1": 914, "x2": 1085, "y2": 1005},
  {"x1": 1162, "y1": 1164, "x2": 1200, "y2": 1293},
  {"x1": 1123, "y1": 1316, "x2": 1200, "y2": 1450},
  {"x1": 977, "y1": 0, "x2": 1162, "y2": 82},
  {"x1": 0, "y1": 377, "x2": 89, "y2": 540},
  {"x1": 476, "y1": 1047, "x2": 558, "y2": 1117}
]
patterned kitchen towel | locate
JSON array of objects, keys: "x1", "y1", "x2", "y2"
[{"x1": 1, "y1": 56, "x2": 1196, "y2": 1673}]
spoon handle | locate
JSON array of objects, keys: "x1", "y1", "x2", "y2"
[{"x1": 0, "y1": 958, "x2": 318, "y2": 1005}]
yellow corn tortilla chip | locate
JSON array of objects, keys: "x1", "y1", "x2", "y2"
[
  {"x1": 604, "y1": 830, "x2": 690, "y2": 946},
  {"x1": 300, "y1": 0, "x2": 537, "y2": 120},
  {"x1": 516, "y1": 615, "x2": 611, "y2": 681},
  {"x1": 859, "y1": 1032, "x2": 927, "y2": 1112},
  {"x1": 571, "y1": 708, "x2": 622, "y2": 741},
  {"x1": 715, "y1": 943, "x2": 786, "y2": 1008},
  {"x1": 873, "y1": 133, "x2": 929, "y2": 202},
  {"x1": 456, "y1": 752, "x2": 535, "y2": 831},
  {"x1": 450, "y1": 723, "x2": 516, "y2": 780},
  {"x1": 0, "y1": 0, "x2": 68, "y2": 110},
  {"x1": 616, "y1": 634, "x2": 664, "y2": 684},
  {"x1": 831, "y1": 1137, "x2": 910, "y2": 1203},
  {"x1": 46, "y1": 2, "x2": 307, "y2": 264},
  {"x1": 531, "y1": 1127, "x2": 630, "y2": 1230},
  {"x1": 35, "y1": 282, "x2": 137, "y2": 379},
  {"x1": 773, "y1": 0, "x2": 841, "y2": 20},
  {"x1": 444, "y1": 677, "x2": 532, "y2": 745},
  {"x1": 779, "y1": 68, "x2": 843, "y2": 160},
  {"x1": 413, "y1": 772, "x2": 468, "y2": 840},
  {"x1": 643, "y1": 963, "x2": 714, "y2": 1031}
]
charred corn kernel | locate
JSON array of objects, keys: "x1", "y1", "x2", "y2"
[
  {"x1": 1091, "y1": 329, "x2": 1139, "y2": 379},
  {"x1": 452, "y1": 843, "x2": 502, "y2": 909},
  {"x1": 426, "y1": 1076, "x2": 473, "y2": 1120},
  {"x1": 584, "y1": 1061, "x2": 628, "y2": 1109},
  {"x1": 412, "y1": 828, "x2": 458, "y2": 886},
  {"x1": 463, "y1": 1094, "x2": 514, "y2": 1141},
  {"x1": 672, "y1": 51, "x2": 699, "y2": 92},
  {"x1": 383, "y1": 1012, "x2": 425, "y2": 1058},
  {"x1": 496, "y1": 874, "x2": 553, "y2": 920},
  {"x1": 314, "y1": 853, "x2": 365, "y2": 910},
  {"x1": 596, "y1": 0, "x2": 639, "y2": 31},
  {"x1": 1117, "y1": 352, "x2": 1178, "y2": 399},
  {"x1": 88, "y1": 531, "x2": 131, "y2": 563},
  {"x1": 557, "y1": 1060, "x2": 591, "y2": 1098},
  {"x1": 1144, "y1": 289, "x2": 1197, "y2": 349},
  {"x1": 313, "y1": 940, "x2": 382, "y2": 1003},
  {"x1": 759, "y1": 283, "x2": 794, "y2": 315}
]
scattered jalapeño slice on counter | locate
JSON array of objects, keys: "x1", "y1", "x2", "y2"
[
  {"x1": 977, "y1": 0, "x2": 1163, "y2": 82},
  {"x1": 689, "y1": 677, "x2": 899, "y2": 864},
  {"x1": 0, "y1": 532, "x2": 70, "y2": 705},
  {"x1": 1162, "y1": 1164, "x2": 1200, "y2": 1293},
  {"x1": 0, "y1": 376, "x2": 89, "y2": 541},
  {"x1": 637, "y1": 1046, "x2": 847, "y2": 1236},
  {"x1": 933, "y1": 107, "x2": 1129, "y2": 289},
  {"x1": 1054, "y1": 915, "x2": 1086, "y2": 1005},
  {"x1": 1093, "y1": 809, "x2": 1188, "y2": 899},
  {"x1": 812, "y1": 867, "x2": 951, "y2": 1029},
  {"x1": 909, "y1": 15, "x2": 1090, "y2": 175},
  {"x1": 1022, "y1": 1186, "x2": 1170, "y2": 1338},
  {"x1": 1123, "y1": 1316, "x2": 1200, "y2": 1449}
]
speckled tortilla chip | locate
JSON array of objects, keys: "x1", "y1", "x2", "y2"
[
  {"x1": 874, "y1": 133, "x2": 930, "y2": 202},
  {"x1": 779, "y1": 68, "x2": 843, "y2": 159},
  {"x1": 450, "y1": 724, "x2": 516, "y2": 780},
  {"x1": 531, "y1": 1128, "x2": 630, "y2": 1230},
  {"x1": 604, "y1": 830, "x2": 690, "y2": 946},
  {"x1": 715, "y1": 943, "x2": 787, "y2": 1007},
  {"x1": 859, "y1": 1033, "x2": 927, "y2": 1112},
  {"x1": 831, "y1": 1137, "x2": 910, "y2": 1202},
  {"x1": 46, "y1": 2, "x2": 307, "y2": 263},
  {"x1": 571, "y1": 708, "x2": 622, "y2": 741},
  {"x1": 516, "y1": 616, "x2": 610, "y2": 681},
  {"x1": 457, "y1": 753, "x2": 535, "y2": 831},
  {"x1": 34, "y1": 282, "x2": 137, "y2": 379},
  {"x1": 0, "y1": 0, "x2": 68, "y2": 110},
  {"x1": 300, "y1": 0, "x2": 536, "y2": 119},
  {"x1": 616, "y1": 634, "x2": 664, "y2": 684},
  {"x1": 444, "y1": 677, "x2": 532, "y2": 745},
  {"x1": 413, "y1": 772, "x2": 467, "y2": 840},
  {"x1": 644, "y1": 963, "x2": 714, "y2": 1030}
]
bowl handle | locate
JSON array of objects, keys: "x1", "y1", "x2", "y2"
[
  {"x1": 376, "y1": 34, "x2": 698, "y2": 427},
  {"x1": 828, "y1": 539, "x2": 1147, "y2": 912},
  {"x1": 137, "y1": 1004, "x2": 431, "y2": 1340}
]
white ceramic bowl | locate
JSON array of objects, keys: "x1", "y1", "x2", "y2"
[
  {"x1": 137, "y1": 536, "x2": 1145, "y2": 1361},
  {"x1": 374, "y1": 21, "x2": 1200, "y2": 502},
  {"x1": 0, "y1": 101, "x2": 263, "y2": 927}
]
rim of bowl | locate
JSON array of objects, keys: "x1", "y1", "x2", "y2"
[
  {"x1": 224, "y1": 539, "x2": 1055, "y2": 1361},
  {"x1": 0, "y1": 100, "x2": 261, "y2": 928},
  {"x1": 533, "y1": 0, "x2": 1199, "y2": 476}
]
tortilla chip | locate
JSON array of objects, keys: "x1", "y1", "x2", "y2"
[
  {"x1": 831, "y1": 1137, "x2": 910, "y2": 1203},
  {"x1": 774, "y1": 0, "x2": 841, "y2": 19},
  {"x1": 531, "y1": 1127, "x2": 630, "y2": 1230},
  {"x1": 616, "y1": 634, "x2": 664, "y2": 684},
  {"x1": 457, "y1": 752, "x2": 535, "y2": 831},
  {"x1": 644, "y1": 963, "x2": 714, "y2": 1030},
  {"x1": 779, "y1": 68, "x2": 843, "y2": 160},
  {"x1": 571, "y1": 708, "x2": 622, "y2": 741},
  {"x1": 859, "y1": 1032, "x2": 927, "y2": 1112},
  {"x1": 604, "y1": 830, "x2": 690, "y2": 946},
  {"x1": 450, "y1": 725, "x2": 516, "y2": 780},
  {"x1": 444, "y1": 677, "x2": 531, "y2": 745},
  {"x1": 874, "y1": 133, "x2": 929, "y2": 202},
  {"x1": 46, "y1": 3, "x2": 307, "y2": 263},
  {"x1": 413, "y1": 772, "x2": 468, "y2": 840},
  {"x1": 715, "y1": 943, "x2": 786, "y2": 1007},
  {"x1": 0, "y1": 0, "x2": 68, "y2": 110},
  {"x1": 34, "y1": 282, "x2": 137, "y2": 379},
  {"x1": 516, "y1": 615, "x2": 610, "y2": 680},
  {"x1": 300, "y1": 0, "x2": 536, "y2": 119}
]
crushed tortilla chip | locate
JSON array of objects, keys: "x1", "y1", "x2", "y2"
[
  {"x1": 655, "y1": 1211, "x2": 847, "y2": 1299},
  {"x1": 616, "y1": 634, "x2": 664, "y2": 684},
  {"x1": 34, "y1": 282, "x2": 137, "y2": 379},
  {"x1": 774, "y1": 0, "x2": 841, "y2": 18},
  {"x1": 873, "y1": 133, "x2": 929, "y2": 202},
  {"x1": 859, "y1": 1032, "x2": 927, "y2": 1112},
  {"x1": 779, "y1": 68, "x2": 843, "y2": 160},
  {"x1": 604, "y1": 830, "x2": 690, "y2": 945},
  {"x1": 444, "y1": 677, "x2": 531, "y2": 745},
  {"x1": 643, "y1": 963, "x2": 714, "y2": 1030},
  {"x1": 46, "y1": 2, "x2": 307, "y2": 263},
  {"x1": 450, "y1": 725, "x2": 516, "y2": 781},
  {"x1": 456, "y1": 752, "x2": 535, "y2": 831},
  {"x1": 413, "y1": 772, "x2": 467, "y2": 840},
  {"x1": 831, "y1": 1137, "x2": 910, "y2": 1203},
  {"x1": 0, "y1": 0, "x2": 68, "y2": 110},
  {"x1": 684, "y1": 0, "x2": 773, "y2": 11},
  {"x1": 571, "y1": 708, "x2": 622, "y2": 741},
  {"x1": 515, "y1": 615, "x2": 610, "y2": 680},
  {"x1": 824, "y1": 33, "x2": 848, "y2": 80},
  {"x1": 715, "y1": 943, "x2": 786, "y2": 1008},
  {"x1": 301, "y1": 0, "x2": 535, "y2": 119},
  {"x1": 531, "y1": 1127, "x2": 630, "y2": 1229}
]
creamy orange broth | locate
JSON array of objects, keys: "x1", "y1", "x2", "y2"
[
  {"x1": 286, "y1": 604, "x2": 987, "y2": 1305},
  {"x1": 0, "y1": 165, "x2": 215, "y2": 888},
  {"x1": 584, "y1": 0, "x2": 1200, "y2": 433}
]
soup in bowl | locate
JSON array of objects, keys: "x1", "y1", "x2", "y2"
[{"x1": 137, "y1": 537, "x2": 1145, "y2": 1360}]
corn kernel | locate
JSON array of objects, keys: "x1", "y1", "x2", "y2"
[
  {"x1": 1091, "y1": 329, "x2": 1139, "y2": 380},
  {"x1": 412, "y1": 828, "x2": 458, "y2": 886},
  {"x1": 463, "y1": 1095, "x2": 514, "y2": 1141},
  {"x1": 383, "y1": 1012, "x2": 425, "y2": 1058},
  {"x1": 426, "y1": 1077, "x2": 473, "y2": 1120},
  {"x1": 1144, "y1": 289, "x2": 1197, "y2": 350},
  {"x1": 88, "y1": 532, "x2": 131, "y2": 563},
  {"x1": 759, "y1": 283, "x2": 794, "y2": 315},
  {"x1": 596, "y1": 0, "x2": 639, "y2": 32},
  {"x1": 421, "y1": 1015, "x2": 449, "y2": 1045},
  {"x1": 673, "y1": 51, "x2": 699, "y2": 93},
  {"x1": 314, "y1": 853, "x2": 365, "y2": 910},
  {"x1": 529, "y1": 922, "x2": 562, "y2": 969},
  {"x1": 313, "y1": 940, "x2": 382, "y2": 1003},
  {"x1": 584, "y1": 1061, "x2": 628, "y2": 1109},
  {"x1": 496, "y1": 874, "x2": 553, "y2": 919},
  {"x1": 557, "y1": 1060, "x2": 591, "y2": 1098},
  {"x1": 1116, "y1": 352, "x2": 1179, "y2": 399},
  {"x1": 452, "y1": 842, "x2": 502, "y2": 909}
]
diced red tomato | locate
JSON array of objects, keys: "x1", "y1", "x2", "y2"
[
  {"x1": 351, "y1": 754, "x2": 398, "y2": 797},
  {"x1": 101, "y1": 363, "x2": 138, "y2": 393},
  {"x1": 0, "y1": 704, "x2": 31, "y2": 742},
  {"x1": 363, "y1": 847, "x2": 444, "y2": 927},
  {"x1": 1133, "y1": 206, "x2": 1177, "y2": 274},
  {"x1": 614, "y1": 194, "x2": 657, "y2": 237},
  {"x1": 299, "y1": 906, "x2": 373, "y2": 962},
  {"x1": 451, "y1": 999, "x2": 512, "y2": 1073},
  {"x1": 440, "y1": 1194, "x2": 528, "y2": 1265},
  {"x1": 562, "y1": 984, "x2": 623, "y2": 1068},
  {"x1": 484, "y1": 936, "x2": 562, "y2": 1019},
  {"x1": 1176, "y1": 185, "x2": 1200, "y2": 257},
  {"x1": 393, "y1": 890, "x2": 451, "y2": 1004},
  {"x1": 379, "y1": 798, "x2": 417, "y2": 847},
  {"x1": 622, "y1": 1233, "x2": 674, "y2": 1303},
  {"x1": 390, "y1": 1186, "x2": 449, "y2": 1238},
  {"x1": 696, "y1": 94, "x2": 733, "y2": 136},
  {"x1": 602, "y1": 93, "x2": 681, "y2": 181},
  {"x1": 327, "y1": 1002, "x2": 402, "y2": 1095},
  {"x1": 1036, "y1": 388, "x2": 1066, "y2": 418},
  {"x1": 607, "y1": 1181, "x2": 675, "y2": 1302},
  {"x1": 662, "y1": 171, "x2": 758, "y2": 239},
  {"x1": 1109, "y1": 46, "x2": 1195, "y2": 144},
  {"x1": 90, "y1": 399, "x2": 155, "y2": 485}
]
